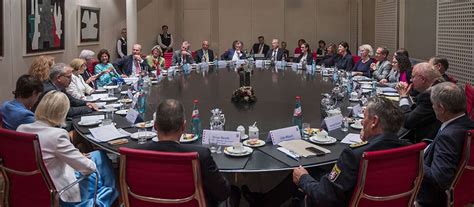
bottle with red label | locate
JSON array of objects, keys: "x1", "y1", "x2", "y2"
[
  {"x1": 191, "y1": 99, "x2": 202, "y2": 139},
  {"x1": 292, "y1": 96, "x2": 303, "y2": 134}
]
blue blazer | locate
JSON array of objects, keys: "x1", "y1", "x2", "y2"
[
  {"x1": 112, "y1": 55, "x2": 150, "y2": 76},
  {"x1": 220, "y1": 49, "x2": 247, "y2": 61},
  {"x1": 0, "y1": 100, "x2": 35, "y2": 130}
]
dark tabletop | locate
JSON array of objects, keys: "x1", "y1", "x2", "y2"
[{"x1": 74, "y1": 66, "x2": 362, "y2": 172}]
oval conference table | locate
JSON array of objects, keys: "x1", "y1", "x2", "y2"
[{"x1": 73, "y1": 65, "x2": 360, "y2": 173}]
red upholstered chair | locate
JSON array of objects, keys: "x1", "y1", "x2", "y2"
[
  {"x1": 312, "y1": 52, "x2": 317, "y2": 60},
  {"x1": 164, "y1": 52, "x2": 173, "y2": 69},
  {"x1": 0, "y1": 128, "x2": 97, "y2": 207},
  {"x1": 192, "y1": 51, "x2": 197, "y2": 60},
  {"x1": 352, "y1": 55, "x2": 361, "y2": 65},
  {"x1": 119, "y1": 147, "x2": 207, "y2": 207},
  {"x1": 0, "y1": 112, "x2": 3, "y2": 129},
  {"x1": 348, "y1": 142, "x2": 427, "y2": 207},
  {"x1": 446, "y1": 129, "x2": 474, "y2": 207},
  {"x1": 465, "y1": 83, "x2": 474, "y2": 120}
]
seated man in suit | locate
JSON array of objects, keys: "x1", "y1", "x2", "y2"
[
  {"x1": 221, "y1": 40, "x2": 247, "y2": 61},
  {"x1": 281, "y1": 41, "x2": 290, "y2": 61},
  {"x1": 113, "y1": 43, "x2": 150, "y2": 77},
  {"x1": 429, "y1": 56, "x2": 457, "y2": 83},
  {"x1": 293, "y1": 96, "x2": 409, "y2": 206},
  {"x1": 172, "y1": 41, "x2": 194, "y2": 66},
  {"x1": 251, "y1": 36, "x2": 270, "y2": 56},
  {"x1": 417, "y1": 82, "x2": 474, "y2": 206},
  {"x1": 397, "y1": 62, "x2": 442, "y2": 143},
  {"x1": 195, "y1": 40, "x2": 214, "y2": 63},
  {"x1": 265, "y1": 39, "x2": 284, "y2": 61},
  {"x1": 138, "y1": 99, "x2": 230, "y2": 206},
  {"x1": 32, "y1": 63, "x2": 97, "y2": 118}
]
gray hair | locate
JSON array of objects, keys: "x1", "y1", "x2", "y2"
[
  {"x1": 365, "y1": 96, "x2": 404, "y2": 133},
  {"x1": 79, "y1": 50, "x2": 95, "y2": 60},
  {"x1": 430, "y1": 82, "x2": 466, "y2": 114},
  {"x1": 49, "y1": 63, "x2": 69, "y2": 81},
  {"x1": 155, "y1": 99, "x2": 185, "y2": 134}
]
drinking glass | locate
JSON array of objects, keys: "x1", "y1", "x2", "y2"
[
  {"x1": 302, "y1": 123, "x2": 311, "y2": 138},
  {"x1": 341, "y1": 117, "x2": 349, "y2": 132},
  {"x1": 137, "y1": 128, "x2": 147, "y2": 144}
]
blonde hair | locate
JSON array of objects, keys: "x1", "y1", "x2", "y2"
[
  {"x1": 359, "y1": 44, "x2": 374, "y2": 56},
  {"x1": 29, "y1": 55, "x2": 55, "y2": 82},
  {"x1": 415, "y1": 62, "x2": 442, "y2": 82},
  {"x1": 70, "y1": 58, "x2": 86, "y2": 72},
  {"x1": 35, "y1": 91, "x2": 70, "y2": 127}
]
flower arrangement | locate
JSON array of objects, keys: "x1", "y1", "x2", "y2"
[{"x1": 231, "y1": 86, "x2": 257, "y2": 103}]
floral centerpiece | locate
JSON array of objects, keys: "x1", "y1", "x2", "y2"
[{"x1": 231, "y1": 86, "x2": 257, "y2": 103}]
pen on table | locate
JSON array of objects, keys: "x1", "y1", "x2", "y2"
[{"x1": 286, "y1": 153, "x2": 299, "y2": 161}]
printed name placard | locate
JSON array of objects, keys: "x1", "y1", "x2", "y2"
[
  {"x1": 268, "y1": 126, "x2": 302, "y2": 145},
  {"x1": 255, "y1": 60, "x2": 264, "y2": 68},
  {"x1": 324, "y1": 114, "x2": 343, "y2": 131},
  {"x1": 218, "y1": 61, "x2": 227, "y2": 68},
  {"x1": 352, "y1": 104, "x2": 362, "y2": 116},
  {"x1": 202, "y1": 130, "x2": 241, "y2": 146},
  {"x1": 126, "y1": 108, "x2": 140, "y2": 124}
]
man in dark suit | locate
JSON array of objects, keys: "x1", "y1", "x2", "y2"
[
  {"x1": 417, "y1": 82, "x2": 474, "y2": 206},
  {"x1": 32, "y1": 63, "x2": 97, "y2": 118},
  {"x1": 429, "y1": 56, "x2": 457, "y2": 83},
  {"x1": 265, "y1": 39, "x2": 284, "y2": 61},
  {"x1": 172, "y1": 41, "x2": 194, "y2": 66},
  {"x1": 293, "y1": 97, "x2": 409, "y2": 206},
  {"x1": 397, "y1": 62, "x2": 442, "y2": 143},
  {"x1": 137, "y1": 99, "x2": 230, "y2": 207},
  {"x1": 251, "y1": 36, "x2": 270, "y2": 55},
  {"x1": 195, "y1": 40, "x2": 214, "y2": 63},
  {"x1": 113, "y1": 44, "x2": 150, "y2": 77}
]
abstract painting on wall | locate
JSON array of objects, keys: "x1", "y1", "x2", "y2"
[
  {"x1": 24, "y1": 0, "x2": 65, "y2": 55},
  {"x1": 78, "y1": 6, "x2": 100, "y2": 45}
]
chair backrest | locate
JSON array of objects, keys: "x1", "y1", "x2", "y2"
[
  {"x1": 352, "y1": 55, "x2": 361, "y2": 65},
  {"x1": 465, "y1": 83, "x2": 474, "y2": 120},
  {"x1": 447, "y1": 129, "x2": 474, "y2": 207},
  {"x1": 192, "y1": 51, "x2": 197, "y2": 60},
  {"x1": 119, "y1": 147, "x2": 207, "y2": 207},
  {"x1": 164, "y1": 52, "x2": 173, "y2": 69},
  {"x1": 349, "y1": 142, "x2": 427, "y2": 207},
  {"x1": 0, "y1": 128, "x2": 58, "y2": 206},
  {"x1": 312, "y1": 52, "x2": 317, "y2": 59}
]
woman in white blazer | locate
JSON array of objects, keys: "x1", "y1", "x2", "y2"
[
  {"x1": 17, "y1": 91, "x2": 118, "y2": 206},
  {"x1": 66, "y1": 58, "x2": 95, "y2": 100}
]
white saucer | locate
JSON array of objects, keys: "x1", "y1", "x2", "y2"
[
  {"x1": 100, "y1": 97, "x2": 118, "y2": 102},
  {"x1": 309, "y1": 136, "x2": 337, "y2": 145},
  {"x1": 85, "y1": 96, "x2": 100, "y2": 102},
  {"x1": 180, "y1": 134, "x2": 198, "y2": 143},
  {"x1": 349, "y1": 98, "x2": 360, "y2": 102},
  {"x1": 104, "y1": 103, "x2": 123, "y2": 108},
  {"x1": 243, "y1": 139, "x2": 265, "y2": 147},
  {"x1": 135, "y1": 121, "x2": 154, "y2": 128},
  {"x1": 382, "y1": 92, "x2": 399, "y2": 97},
  {"x1": 94, "y1": 89, "x2": 106, "y2": 93},
  {"x1": 115, "y1": 109, "x2": 128, "y2": 115},
  {"x1": 118, "y1": 99, "x2": 132, "y2": 103},
  {"x1": 78, "y1": 120, "x2": 102, "y2": 126},
  {"x1": 350, "y1": 124, "x2": 363, "y2": 130},
  {"x1": 224, "y1": 146, "x2": 253, "y2": 157},
  {"x1": 130, "y1": 131, "x2": 156, "y2": 139}
]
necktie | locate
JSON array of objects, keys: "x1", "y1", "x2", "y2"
[
  {"x1": 204, "y1": 51, "x2": 208, "y2": 62},
  {"x1": 135, "y1": 60, "x2": 141, "y2": 74},
  {"x1": 182, "y1": 54, "x2": 185, "y2": 64},
  {"x1": 259, "y1": 44, "x2": 263, "y2": 54},
  {"x1": 273, "y1": 50, "x2": 276, "y2": 60}
]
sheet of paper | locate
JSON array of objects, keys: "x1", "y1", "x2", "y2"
[
  {"x1": 324, "y1": 114, "x2": 343, "y2": 131},
  {"x1": 201, "y1": 130, "x2": 241, "y2": 146},
  {"x1": 268, "y1": 126, "x2": 301, "y2": 145},
  {"x1": 89, "y1": 125, "x2": 128, "y2": 142},
  {"x1": 80, "y1": 115, "x2": 105, "y2": 122},
  {"x1": 341, "y1": 133, "x2": 363, "y2": 144},
  {"x1": 90, "y1": 93, "x2": 108, "y2": 100},
  {"x1": 278, "y1": 139, "x2": 331, "y2": 157}
]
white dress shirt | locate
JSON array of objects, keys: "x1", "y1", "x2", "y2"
[
  {"x1": 17, "y1": 121, "x2": 96, "y2": 202},
  {"x1": 66, "y1": 73, "x2": 94, "y2": 100},
  {"x1": 232, "y1": 50, "x2": 241, "y2": 61}
]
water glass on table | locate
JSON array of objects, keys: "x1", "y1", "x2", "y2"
[
  {"x1": 137, "y1": 128, "x2": 147, "y2": 144},
  {"x1": 341, "y1": 117, "x2": 349, "y2": 132},
  {"x1": 302, "y1": 123, "x2": 311, "y2": 139},
  {"x1": 209, "y1": 136, "x2": 217, "y2": 153}
]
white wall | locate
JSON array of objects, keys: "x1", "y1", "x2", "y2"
[{"x1": 0, "y1": 0, "x2": 126, "y2": 102}]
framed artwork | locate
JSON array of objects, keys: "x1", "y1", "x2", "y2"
[
  {"x1": 78, "y1": 6, "x2": 100, "y2": 45},
  {"x1": 23, "y1": 0, "x2": 65, "y2": 56}
]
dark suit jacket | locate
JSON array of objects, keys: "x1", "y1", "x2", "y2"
[
  {"x1": 32, "y1": 81, "x2": 92, "y2": 118},
  {"x1": 251, "y1": 43, "x2": 270, "y2": 55},
  {"x1": 318, "y1": 54, "x2": 337, "y2": 67},
  {"x1": 335, "y1": 53, "x2": 354, "y2": 71},
  {"x1": 195, "y1": 49, "x2": 215, "y2": 63},
  {"x1": 294, "y1": 52, "x2": 314, "y2": 65},
  {"x1": 418, "y1": 115, "x2": 474, "y2": 207},
  {"x1": 401, "y1": 90, "x2": 442, "y2": 143},
  {"x1": 171, "y1": 50, "x2": 194, "y2": 66},
  {"x1": 137, "y1": 141, "x2": 230, "y2": 206},
  {"x1": 112, "y1": 55, "x2": 150, "y2": 76},
  {"x1": 265, "y1": 48, "x2": 284, "y2": 61},
  {"x1": 299, "y1": 133, "x2": 408, "y2": 206},
  {"x1": 220, "y1": 49, "x2": 247, "y2": 61}
]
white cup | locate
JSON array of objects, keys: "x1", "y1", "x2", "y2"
[{"x1": 248, "y1": 126, "x2": 259, "y2": 140}]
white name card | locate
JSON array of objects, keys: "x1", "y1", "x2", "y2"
[
  {"x1": 127, "y1": 90, "x2": 133, "y2": 99},
  {"x1": 81, "y1": 115, "x2": 105, "y2": 122},
  {"x1": 324, "y1": 114, "x2": 343, "y2": 131},
  {"x1": 254, "y1": 54, "x2": 265, "y2": 58},
  {"x1": 352, "y1": 104, "x2": 362, "y2": 116},
  {"x1": 202, "y1": 130, "x2": 241, "y2": 146},
  {"x1": 218, "y1": 61, "x2": 227, "y2": 68},
  {"x1": 255, "y1": 60, "x2": 264, "y2": 68},
  {"x1": 268, "y1": 126, "x2": 302, "y2": 145},
  {"x1": 236, "y1": 60, "x2": 247, "y2": 66},
  {"x1": 126, "y1": 108, "x2": 140, "y2": 124}
]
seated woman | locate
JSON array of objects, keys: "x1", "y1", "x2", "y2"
[
  {"x1": 146, "y1": 45, "x2": 165, "y2": 72},
  {"x1": 17, "y1": 91, "x2": 118, "y2": 206},
  {"x1": 335, "y1": 41, "x2": 353, "y2": 71},
  {"x1": 0, "y1": 75, "x2": 43, "y2": 130},
  {"x1": 29, "y1": 55, "x2": 55, "y2": 82},
  {"x1": 352, "y1": 44, "x2": 374, "y2": 77},
  {"x1": 318, "y1": 43, "x2": 337, "y2": 67},
  {"x1": 294, "y1": 43, "x2": 313, "y2": 65},
  {"x1": 221, "y1": 40, "x2": 247, "y2": 61},
  {"x1": 94, "y1": 49, "x2": 121, "y2": 87},
  {"x1": 379, "y1": 54, "x2": 412, "y2": 88},
  {"x1": 316, "y1": 40, "x2": 327, "y2": 56},
  {"x1": 79, "y1": 50, "x2": 100, "y2": 89},
  {"x1": 66, "y1": 58, "x2": 96, "y2": 100},
  {"x1": 293, "y1": 39, "x2": 306, "y2": 56}
]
